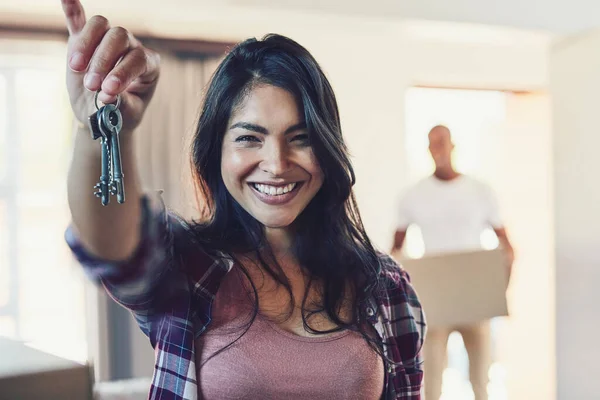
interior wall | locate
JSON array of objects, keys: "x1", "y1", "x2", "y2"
[
  {"x1": 488, "y1": 93, "x2": 555, "y2": 400},
  {"x1": 403, "y1": 36, "x2": 549, "y2": 91},
  {"x1": 551, "y1": 30, "x2": 600, "y2": 400}
]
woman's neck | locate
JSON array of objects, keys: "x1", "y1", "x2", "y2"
[
  {"x1": 264, "y1": 226, "x2": 295, "y2": 260},
  {"x1": 433, "y1": 166, "x2": 460, "y2": 181}
]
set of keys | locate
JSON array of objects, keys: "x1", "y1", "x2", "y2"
[{"x1": 88, "y1": 91, "x2": 125, "y2": 206}]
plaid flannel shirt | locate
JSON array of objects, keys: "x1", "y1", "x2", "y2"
[{"x1": 66, "y1": 193, "x2": 426, "y2": 399}]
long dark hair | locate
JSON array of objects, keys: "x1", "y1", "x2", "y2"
[{"x1": 190, "y1": 34, "x2": 385, "y2": 360}]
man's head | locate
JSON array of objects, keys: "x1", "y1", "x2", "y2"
[{"x1": 428, "y1": 125, "x2": 454, "y2": 170}]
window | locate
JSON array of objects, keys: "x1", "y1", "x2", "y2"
[{"x1": 0, "y1": 38, "x2": 87, "y2": 362}]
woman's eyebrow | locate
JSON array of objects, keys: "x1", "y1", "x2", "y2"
[
  {"x1": 229, "y1": 122, "x2": 268, "y2": 134},
  {"x1": 284, "y1": 122, "x2": 306, "y2": 135},
  {"x1": 229, "y1": 121, "x2": 306, "y2": 135}
]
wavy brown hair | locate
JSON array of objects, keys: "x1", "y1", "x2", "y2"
[{"x1": 189, "y1": 34, "x2": 386, "y2": 364}]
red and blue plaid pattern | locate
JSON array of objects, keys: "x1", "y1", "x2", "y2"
[{"x1": 66, "y1": 192, "x2": 426, "y2": 399}]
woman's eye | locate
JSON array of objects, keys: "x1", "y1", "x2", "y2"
[
  {"x1": 292, "y1": 134, "x2": 310, "y2": 144},
  {"x1": 235, "y1": 135, "x2": 260, "y2": 143}
]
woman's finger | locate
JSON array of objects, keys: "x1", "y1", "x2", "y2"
[
  {"x1": 61, "y1": 0, "x2": 87, "y2": 36},
  {"x1": 98, "y1": 47, "x2": 160, "y2": 102},
  {"x1": 68, "y1": 15, "x2": 111, "y2": 72},
  {"x1": 84, "y1": 26, "x2": 132, "y2": 92}
]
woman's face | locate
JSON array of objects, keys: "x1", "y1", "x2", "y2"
[{"x1": 221, "y1": 84, "x2": 324, "y2": 229}]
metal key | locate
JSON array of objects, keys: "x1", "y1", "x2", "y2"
[
  {"x1": 88, "y1": 92, "x2": 125, "y2": 205},
  {"x1": 88, "y1": 108, "x2": 111, "y2": 206},
  {"x1": 99, "y1": 104, "x2": 125, "y2": 203}
]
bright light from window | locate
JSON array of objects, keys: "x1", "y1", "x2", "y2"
[{"x1": 0, "y1": 39, "x2": 87, "y2": 363}]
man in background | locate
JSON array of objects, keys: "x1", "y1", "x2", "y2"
[{"x1": 391, "y1": 125, "x2": 514, "y2": 400}]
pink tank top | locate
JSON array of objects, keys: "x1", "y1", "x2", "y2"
[{"x1": 195, "y1": 268, "x2": 384, "y2": 400}]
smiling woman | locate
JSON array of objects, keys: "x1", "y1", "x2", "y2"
[
  {"x1": 221, "y1": 85, "x2": 324, "y2": 228},
  {"x1": 61, "y1": 0, "x2": 425, "y2": 399}
]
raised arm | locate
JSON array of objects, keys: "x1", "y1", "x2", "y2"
[{"x1": 62, "y1": 0, "x2": 160, "y2": 261}]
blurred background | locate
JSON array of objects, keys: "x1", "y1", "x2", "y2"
[{"x1": 0, "y1": 0, "x2": 598, "y2": 399}]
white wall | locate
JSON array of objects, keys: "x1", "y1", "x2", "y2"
[
  {"x1": 551, "y1": 30, "x2": 600, "y2": 400},
  {"x1": 401, "y1": 21, "x2": 549, "y2": 91},
  {"x1": 233, "y1": 0, "x2": 600, "y2": 34},
  {"x1": 490, "y1": 93, "x2": 555, "y2": 400}
]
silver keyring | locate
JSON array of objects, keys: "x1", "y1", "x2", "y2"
[
  {"x1": 94, "y1": 90, "x2": 121, "y2": 111},
  {"x1": 100, "y1": 104, "x2": 123, "y2": 134}
]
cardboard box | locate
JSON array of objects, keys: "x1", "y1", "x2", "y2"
[
  {"x1": 0, "y1": 337, "x2": 94, "y2": 400},
  {"x1": 396, "y1": 249, "x2": 509, "y2": 329}
]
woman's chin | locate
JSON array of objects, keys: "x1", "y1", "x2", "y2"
[{"x1": 257, "y1": 215, "x2": 298, "y2": 230}]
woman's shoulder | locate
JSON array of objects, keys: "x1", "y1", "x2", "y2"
[
  {"x1": 375, "y1": 252, "x2": 411, "y2": 288},
  {"x1": 143, "y1": 191, "x2": 232, "y2": 277},
  {"x1": 373, "y1": 252, "x2": 424, "y2": 324},
  {"x1": 170, "y1": 214, "x2": 233, "y2": 275},
  {"x1": 373, "y1": 252, "x2": 426, "y2": 373}
]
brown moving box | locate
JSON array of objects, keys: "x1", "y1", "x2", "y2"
[
  {"x1": 395, "y1": 248, "x2": 509, "y2": 329},
  {"x1": 0, "y1": 337, "x2": 93, "y2": 400}
]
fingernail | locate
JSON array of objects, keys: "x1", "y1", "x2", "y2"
[
  {"x1": 69, "y1": 52, "x2": 86, "y2": 71},
  {"x1": 103, "y1": 76, "x2": 121, "y2": 93},
  {"x1": 84, "y1": 73, "x2": 102, "y2": 90}
]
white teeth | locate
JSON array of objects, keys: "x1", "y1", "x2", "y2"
[{"x1": 253, "y1": 183, "x2": 297, "y2": 196}]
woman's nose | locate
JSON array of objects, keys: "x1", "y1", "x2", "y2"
[{"x1": 259, "y1": 141, "x2": 291, "y2": 176}]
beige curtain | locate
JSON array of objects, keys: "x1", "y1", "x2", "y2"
[{"x1": 134, "y1": 50, "x2": 222, "y2": 219}]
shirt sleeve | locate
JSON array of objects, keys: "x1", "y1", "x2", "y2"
[
  {"x1": 377, "y1": 253, "x2": 426, "y2": 397},
  {"x1": 64, "y1": 191, "x2": 185, "y2": 338},
  {"x1": 482, "y1": 183, "x2": 503, "y2": 229},
  {"x1": 395, "y1": 265, "x2": 426, "y2": 374}
]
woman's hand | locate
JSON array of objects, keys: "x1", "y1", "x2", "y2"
[{"x1": 61, "y1": 0, "x2": 160, "y2": 131}]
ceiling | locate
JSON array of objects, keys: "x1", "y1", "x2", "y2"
[
  {"x1": 0, "y1": 0, "x2": 596, "y2": 36},
  {"x1": 230, "y1": 0, "x2": 598, "y2": 35}
]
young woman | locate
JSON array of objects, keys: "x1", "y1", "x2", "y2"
[{"x1": 61, "y1": 1, "x2": 425, "y2": 399}]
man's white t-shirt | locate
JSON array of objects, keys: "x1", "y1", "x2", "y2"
[{"x1": 397, "y1": 175, "x2": 503, "y2": 254}]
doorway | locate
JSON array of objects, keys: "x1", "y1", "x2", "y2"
[{"x1": 403, "y1": 87, "x2": 554, "y2": 400}]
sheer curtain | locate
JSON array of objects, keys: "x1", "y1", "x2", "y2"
[
  {"x1": 0, "y1": 36, "x2": 89, "y2": 363},
  {"x1": 134, "y1": 50, "x2": 222, "y2": 219}
]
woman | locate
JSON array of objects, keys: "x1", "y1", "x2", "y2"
[{"x1": 61, "y1": 1, "x2": 425, "y2": 399}]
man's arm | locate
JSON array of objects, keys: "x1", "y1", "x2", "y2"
[
  {"x1": 391, "y1": 229, "x2": 408, "y2": 255},
  {"x1": 494, "y1": 227, "x2": 514, "y2": 284},
  {"x1": 482, "y1": 182, "x2": 514, "y2": 285}
]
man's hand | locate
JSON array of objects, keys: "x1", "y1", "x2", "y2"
[{"x1": 495, "y1": 227, "x2": 514, "y2": 286}]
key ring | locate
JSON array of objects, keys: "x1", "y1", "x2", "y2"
[{"x1": 94, "y1": 90, "x2": 121, "y2": 111}]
